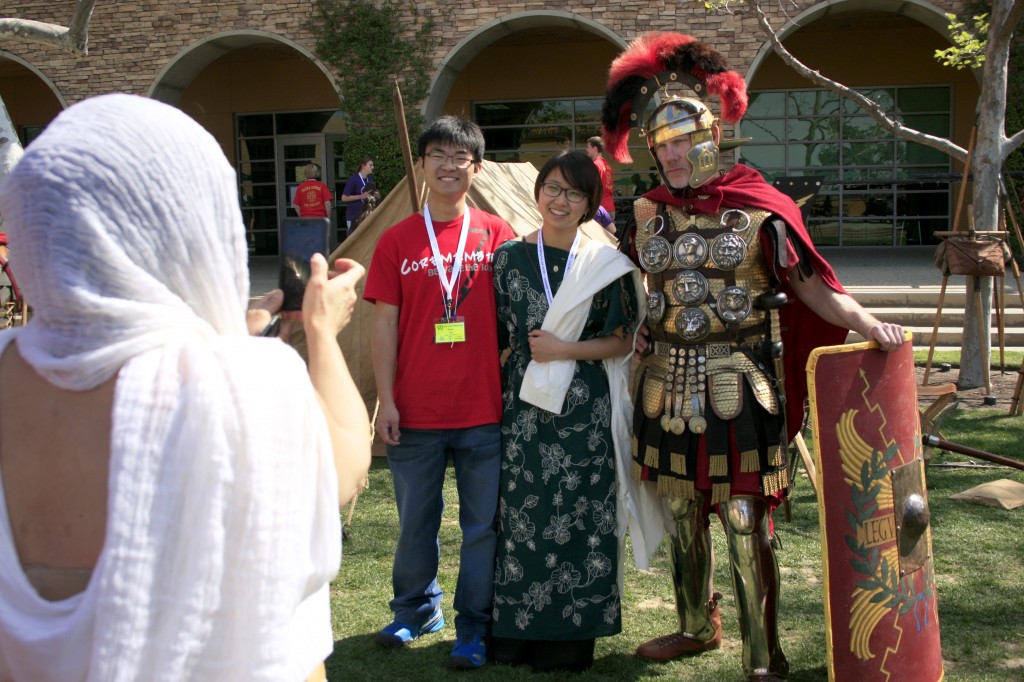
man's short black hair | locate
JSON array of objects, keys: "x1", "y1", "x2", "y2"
[
  {"x1": 417, "y1": 116, "x2": 485, "y2": 162},
  {"x1": 587, "y1": 136, "x2": 605, "y2": 154}
]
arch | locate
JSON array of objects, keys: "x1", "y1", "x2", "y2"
[
  {"x1": 745, "y1": 0, "x2": 960, "y2": 84},
  {"x1": 0, "y1": 51, "x2": 68, "y2": 109},
  {"x1": 148, "y1": 30, "x2": 340, "y2": 105},
  {"x1": 423, "y1": 11, "x2": 626, "y2": 122}
]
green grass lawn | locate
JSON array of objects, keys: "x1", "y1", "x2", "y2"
[{"x1": 327, "y1": 409, "x2": 1024, "y2": 681}]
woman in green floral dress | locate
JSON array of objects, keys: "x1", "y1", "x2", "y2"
[{"x1": 491, "y1": 151, "x2": 641, "y2": 672}]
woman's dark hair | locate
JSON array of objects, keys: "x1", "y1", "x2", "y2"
[
  {"x1": 534, "y1": 150, "x2": 601, "y2": 225},
  {"x1": 417, "y1": 116, "x2": 485, "y2": 162},
  {"x1": 359, "y1": 156, "x2": 373, "y2": 170}
]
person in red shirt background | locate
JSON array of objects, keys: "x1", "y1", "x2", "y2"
[
  {"x1": 586, "y1": 136, "x2": 616, "y2": 233},
  {"x1": 292, "y1": 163, "x2": 334, "y2": 218}
]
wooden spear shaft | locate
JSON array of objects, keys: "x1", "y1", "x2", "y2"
[
  {"x1": 392, "y1": 79, "x2": 420, "y2": 213},
  {"x1": 922, "y1": 434, "x2": 1024, "y2": 471}
]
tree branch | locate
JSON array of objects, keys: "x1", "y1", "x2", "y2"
[
  {"x1": 0, "y1": 18, "x2": 69, "y2": 47},
  {"x1": 67, "y1": 0, "x2": 97, "y2": 55},
  {"x1": 0, "y1": 0, "x2": 96, "y2": 55},
  {"x1": 1006, "y1": 128, "x2": 1024, "y2": 157},
  {"x1": 989, "y1": 0, "x2": 1024, "y2": 45},
  {"x1": 749, "y1": 1, "x2": 967, "y2": 162}
]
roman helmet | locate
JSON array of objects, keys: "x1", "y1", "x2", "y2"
[{"x1": 601, "y1": 33, "x2": 748, "y2": 190}]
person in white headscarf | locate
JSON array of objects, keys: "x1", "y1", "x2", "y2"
[{"x1": 0, "y1": 93, "x2": 371, "y2": 682}]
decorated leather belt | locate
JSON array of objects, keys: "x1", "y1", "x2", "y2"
[{"x1": 649, "y1": 342, "x2": 731, "y2": 436}]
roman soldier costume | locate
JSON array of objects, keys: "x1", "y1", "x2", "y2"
[{"x1": 601, "y1": 32, "x2": 849, "y2": 680}]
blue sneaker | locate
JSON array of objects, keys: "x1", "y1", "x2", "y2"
[
  {"x1": 374, "y1": 609, "x2": 444, "y2": 648},
  {"x1": 450, "y1": 634, "x2": 487, "y2": 669}
]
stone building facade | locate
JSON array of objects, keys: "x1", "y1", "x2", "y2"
[{"x1": 2, "y1": 0, "x2": 974, "y2": 252}]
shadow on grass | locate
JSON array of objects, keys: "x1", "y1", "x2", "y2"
[{"x1": 328, "y1": 635, "x2": 656, "y2": 681}]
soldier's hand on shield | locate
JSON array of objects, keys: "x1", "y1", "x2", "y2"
[{"x1": 869, "y1": 321, "x2": 905, "y2": 351}]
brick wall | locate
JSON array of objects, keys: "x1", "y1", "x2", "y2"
[{"x1": 4, "y1": 1, "x2": 968, "y2": 109}]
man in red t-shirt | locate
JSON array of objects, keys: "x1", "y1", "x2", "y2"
[
  {"x1": 363, "y1": 116, "x2": 514, "y2": 670},
  {"x1": 291, "y1": 163, "x2": 333, "y2": 218},
  {"x1": 587, "y1": 136, "x2": 616, "y2": 231}
]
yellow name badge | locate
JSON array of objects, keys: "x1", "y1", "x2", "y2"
[{"x1": 434, "y1": 317, "x2": 466, "y2": 344}]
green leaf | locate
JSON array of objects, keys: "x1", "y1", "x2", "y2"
[{"x1": 851, "y1": 560, "x2": 874, "y2": 575}]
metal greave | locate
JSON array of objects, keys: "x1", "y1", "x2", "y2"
[
  {"x1": 667, "y1": 494, "x2": 716, "y2": 640},
  {"x1": 721, "y1": 495, "x2": 788, "y2": 677}
]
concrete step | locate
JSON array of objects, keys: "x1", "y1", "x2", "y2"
[
  {"x1": 846, "y1": 285, "x2": 1023, "y2": 307},
  {"x1": 843, "y1": 284, "x2": 1024, "y2": 351},
  {"x1": 864, "y1": 306, "x2": 1024, "y2": 327},
  {"x1": 847, "y1": 327, "x2": 1024, "y2": 348}
]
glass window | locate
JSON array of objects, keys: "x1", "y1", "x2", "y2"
[
  {"x1": 240, "y1": 161, "x2": 276, "y2": 184},
  {"x1": 787, "y1": 142, "x2": 839, "y2": 168},
  {"x1": 843, "y1": 89, "x2": 894, "y2": 114},
  {"x1": 746, "y1": 91, "x2": 786, "y2": 117},
  {"x1": 843, "y1": 141, "x2": 894, "y2": 166},
  {"x1": 474, "y1": 97, "x2": 647, "y2": 190},
  {"x1": 741, "y1": 144, "x2": 787, "y2": 171},
  {"x1": 897, "y1": 141, "x2": 949, "y2": 166},
  {"x1": 789, "y1": 91, "x2": 840, "y2": 117},
  {"x1": 743, "y1": 118, "x2": 785, "y2": 141},
  {"x1": 238, "y1": 114, "x2": 273, "y2": 137},
  {"x1": 900, "y1": 114, "x2": 949, "y2": 137},
  {"x1": 573, "y1": 99, "x2": 603, "y2": 123},
  {"x1": 475, "y1": 100, "x2": 572, "y2": 127},
  {"x1": 239, "y1": 138, "x2": 275, "y2": 162},
  {"x1": 843, "y1": 116, "x2": 888, "y2": 140},
  {"x1": 789, "y1": 118, "x2": 836, "y2": 142},
  {"x1": 898, "y1": 87, "x2": 950, "y2": 113},
  {"x1": 275, "y1": 111, "x2": 334, "y2": 135},
  {"x1": 744, "y1": 85, "x2": 951, "y2": 246}
]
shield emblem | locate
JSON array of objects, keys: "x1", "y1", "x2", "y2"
[{"x1": 806, "y1": 337, "x2": 942, "y2": 682}]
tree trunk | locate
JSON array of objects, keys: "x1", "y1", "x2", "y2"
[
  {"x1": 959, "y1": 276, "x2": 992, "y2": 389},
  {"x1": 958, "y1": 0, "x2": 1019, "y2": 390},
  {"x1": 0, "y1": 96, "x2": 25, "y2": 231}
]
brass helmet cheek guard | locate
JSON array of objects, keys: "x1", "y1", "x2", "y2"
[{"x1": 646, "y1": 98, "x2": 720, "y2": 189}]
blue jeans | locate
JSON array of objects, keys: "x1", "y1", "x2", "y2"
[{"x1": 386, "y1": 424, "x2": 500, "y2": 638}]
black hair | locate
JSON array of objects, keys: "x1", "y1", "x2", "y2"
[
  {"x1": 417, "y1": 116, "x2": 485, "y2": 162},
  {"x1": 587, "y1": 136, "x2": 605, "y2": 153},
  {"x1": 535, "y1": 150, "x2": 601, "y2": 225}
]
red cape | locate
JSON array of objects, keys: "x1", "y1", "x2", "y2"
[{"x1": 642, "y1": 165, "x2": 849, "y2": 440}]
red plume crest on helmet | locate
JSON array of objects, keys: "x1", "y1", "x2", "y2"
[{"x1": 601, "y1": 32, "x2": 748, "y2": 163}]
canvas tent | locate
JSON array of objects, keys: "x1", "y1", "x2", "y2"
[{"x1": 323, "y1": 160, "x2": 617, "y2": 421}]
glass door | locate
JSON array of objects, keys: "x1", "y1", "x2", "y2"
[{"x1": 277, "y1": 134, "x2": 326, "y2": 222}]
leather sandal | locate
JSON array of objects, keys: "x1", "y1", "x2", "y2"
[{"x1": 636, "y1": 592, "x2": 722, "y2": 661}]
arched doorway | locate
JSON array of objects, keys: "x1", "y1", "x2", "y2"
[
  {"x1": 0, "y1": 53, "x2": 66, "y2": 146},
  {"x1": 151, "y1": 32, "x2": 346, "y2": 255},
  {"x1": 741, "y1": 1, "x2": 978, "y2": 247},
  {"x1": 426, "y1": 14, "x2": 648, "y2": 206}
]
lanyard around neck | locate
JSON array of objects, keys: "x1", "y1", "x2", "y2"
[
  {"x1": 537, "y1": 227, "x2": 581, "y2": 305},
  {"x1": 424, "y1": 204, "x2": 471, "y2": 318}
]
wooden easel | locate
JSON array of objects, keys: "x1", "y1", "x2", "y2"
[
  {"x1": 1000, "y1": 177, "x2": 1024, "y2": 415},
  {"x1": 922, "y1": 127, "x2": 1009, "y2": 393}
]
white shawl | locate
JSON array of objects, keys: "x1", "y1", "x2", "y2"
[
  {"x1": 518, "y1": 240, "x2": 664, "y2": 571},
  {"x1": 0, "y1": 94, "x2": 340, "y2": 681}
]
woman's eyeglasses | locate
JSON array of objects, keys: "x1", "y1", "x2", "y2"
[
  {"x1": 425, "y1": 150, "x2": 476, "y2": 169},
  {"x1": 540, "y1": 182, "x2": 587, "y2": 204}
]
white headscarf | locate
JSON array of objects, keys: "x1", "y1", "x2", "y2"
[{"x1": 0, "y1": 94, "x2": 340, "y2": 681}]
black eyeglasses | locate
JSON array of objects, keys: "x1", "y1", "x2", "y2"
[
  {"x1": 425, "y1": 150, "x2": 476, "y2": 168},
  {"x1": 540, "y1": 182, "x2": 587, "y2": 204}
]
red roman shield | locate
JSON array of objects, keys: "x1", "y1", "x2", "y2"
[{"x1": 806, "y1": 336, "x2": 942, "y2": 682}]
